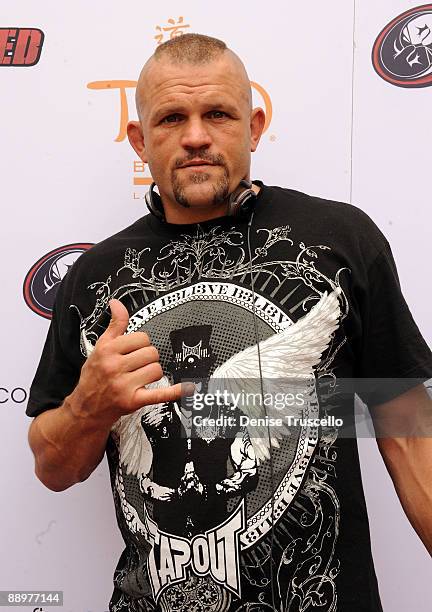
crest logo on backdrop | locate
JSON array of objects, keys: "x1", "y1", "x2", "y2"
[
  {"x1": 372, "y1": 4, "x2": 432, "y2": 87},
  {"x1": 24, "y1": 244, "x2": 94, "y2": 319}
]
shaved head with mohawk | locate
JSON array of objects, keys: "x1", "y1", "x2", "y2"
[
  {"x1": 127, "y1": 32, "x2": 265, "y2": 224},
  {"x1": 135, "y1": 33, "x2": 252, "y2": 122}
]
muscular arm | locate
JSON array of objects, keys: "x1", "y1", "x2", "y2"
[
  {"x1": 372, "y1": 383, "x2": 432, "y2": 554},
  {"x1": 28, "y1": 387, "x2": 116, "y2": 492}
]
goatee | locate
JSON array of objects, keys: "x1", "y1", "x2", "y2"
[{"x1": 171, "y1": 151, "x2": 230, "y2": 209}]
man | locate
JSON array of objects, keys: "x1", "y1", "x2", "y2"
[{"x1": 27, "y1": 33, "x2": 432, "y2": 612}]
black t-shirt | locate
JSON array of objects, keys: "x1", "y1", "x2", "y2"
[{"x1": 26, "y1": 181, "x2": 432, "y2": 612}]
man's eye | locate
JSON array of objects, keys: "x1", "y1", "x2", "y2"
[
  {"x1": 209, "y1": 111, "x2": 227, "y2": 119},
  {"x1": 162, "y1": 114, "x2": 182, "y2": 123}
]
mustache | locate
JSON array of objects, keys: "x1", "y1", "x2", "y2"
[{"x1": 173, "y1": 152, "x2": 226, "y2": 169}]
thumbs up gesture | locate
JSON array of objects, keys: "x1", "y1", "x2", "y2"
[{"x1": 75, "y1": 299, "x2": 193, "y2": 424}]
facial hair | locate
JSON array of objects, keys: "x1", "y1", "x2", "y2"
[{"x1": 171, "y1": 151, "x2": 230, "y2": 209}]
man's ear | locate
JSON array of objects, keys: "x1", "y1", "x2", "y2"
[
  {"x1": 127, "y1": 121, "x2": 148, "y2": 162},
  {"x1": 250, "y1": 107, "x2": 266, "y2": 152}
]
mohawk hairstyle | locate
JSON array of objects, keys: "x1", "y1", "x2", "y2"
[
  {"x1": 135, "y1": 34, "x2": 243, "y2": 121},
  {"x1": 153, "y1": 32, "x2": 227, "y2": 64}
]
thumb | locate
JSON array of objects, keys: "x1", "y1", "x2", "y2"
[{"x1": 101, "y1": 299, "x2": 130, "y2": 341}]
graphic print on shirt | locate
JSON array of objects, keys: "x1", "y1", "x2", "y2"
[{"x1": 75, "y1": 223, "x2": 350, "y2": 612}]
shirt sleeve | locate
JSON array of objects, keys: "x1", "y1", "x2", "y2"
[
  {"x1": 354, "y1": 239, "x2": 432, "y2": 407},
  {"x1": 26, "y1": 266, "x2": 86, "y2": 418}
]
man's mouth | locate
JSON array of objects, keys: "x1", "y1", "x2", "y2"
[{"x1": 178, "y1": 160, "x2": 216, "y2": 169}]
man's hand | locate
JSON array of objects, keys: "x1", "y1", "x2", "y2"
[
  {"x1": 71, "y1": 299, "x2": 193, "y2": 424},
  {"x1": 27, "y1": 299, "x2": 194, "y2": 492}
]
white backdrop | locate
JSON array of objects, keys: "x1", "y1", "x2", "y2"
[{"x1": 1, "y1": 1, "x2": 431, "y2": 611}]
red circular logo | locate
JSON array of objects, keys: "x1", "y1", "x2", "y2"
[
  {"x1": 372, "y1": 4, "x2": 432, "y2": 87},
  {"x1": 23, "y1": 243, "x2": 93, "y2": 319}
]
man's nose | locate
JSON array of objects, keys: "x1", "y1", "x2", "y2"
[{"x1": 180, "y1": 117, "x2": 212, "y2": 150}]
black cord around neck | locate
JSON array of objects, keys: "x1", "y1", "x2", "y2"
[{"x1": 246, "y1": 209, "x2": 277, "y2": 611}]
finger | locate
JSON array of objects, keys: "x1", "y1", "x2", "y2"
[
  {"x1": 129, "y1": 362, "x2": 164, "y2": 388},
  {"x1": 122, "y1": 345, "x2": 159, "y2": 372},
  {"x1": 133, "y1": 382, "x2": 195, "y2": 408},
  {"x1": 111, "y1": 331, "x2": 152, "y2": 355},
  {"x1": 98, "y1": 299, "x2": 130, "y2": 343}
]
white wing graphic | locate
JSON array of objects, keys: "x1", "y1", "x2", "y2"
[{"x1": 207, "y1": 288, "x2": 342, "y2": 463}]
